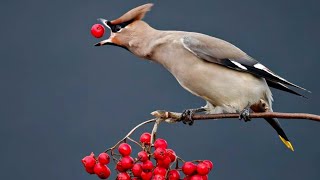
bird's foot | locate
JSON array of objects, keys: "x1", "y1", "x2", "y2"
[
  {"x1": 180, "y1": 108, "x2": 206, "y2": 126},
  {"x1": 239, "y1": 108, "x2": 251, "y2": 122}
]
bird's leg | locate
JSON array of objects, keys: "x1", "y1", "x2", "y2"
[
  {"x1": 250, "y1": 99, "x2": 270, "y2": 112},
  {"x1": 240, "y1": 99, "x2": 270, "y2": 122},
  {"x1": 180, "y1": 107, "x2": 207, "y2": 125},
  {"x1": 239, "y1": 105, "x2": 252, "y2": 122}
]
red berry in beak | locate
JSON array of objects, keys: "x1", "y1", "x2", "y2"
[{"x1": 91, "y1": 24, "x2": 105, "y2": 38}]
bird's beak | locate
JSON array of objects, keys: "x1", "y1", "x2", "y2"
[
  {"x1": 94, "y1": 18, "x2": 113, "y2": 46},
  {"x1": 94, "y1": 39, "x2": 113, "y2": 46}
]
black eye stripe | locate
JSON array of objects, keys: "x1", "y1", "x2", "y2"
[
  {"x1": 114, "y1": 25, "x2": 121, "y2": 32},
  {"x1": 107, "y1": 19, "x2": 134, "y2": 32}
]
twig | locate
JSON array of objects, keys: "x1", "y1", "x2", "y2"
[
  {"x1": 151, "y1": 110, "x2": 320, "y2": 122},
  {"x1": 149, "y1": 118, "x2": 165, "y2": 152},
  {"x1": 105, "y1": 118, "x2": 157, "y2": 152},
  {"x1": 127, "y1": 137, "x2": 144, "y2": 149}
]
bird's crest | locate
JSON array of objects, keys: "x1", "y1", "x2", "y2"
[{"x1": 110, "y1": 3, "x2": 153, "y2": 25}]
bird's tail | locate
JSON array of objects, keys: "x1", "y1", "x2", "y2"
[{"x1": 264, "y1": 118, "x2": 294, "y2": 151}]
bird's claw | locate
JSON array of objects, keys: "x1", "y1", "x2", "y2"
[
  {"x1": 239, "y1": 108, "x2": 251, "y2": 122},
  {"x1": 180, "y1": 109, "x2": 195, "y2": 125}
]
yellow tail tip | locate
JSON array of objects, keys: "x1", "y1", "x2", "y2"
[{"x1": 279, "y1": 135, "x2": 294, "y2": 151}]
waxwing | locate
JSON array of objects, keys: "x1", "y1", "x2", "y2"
[{"x1": 95, "y1": 3, "x2": 310, "y2": 151}]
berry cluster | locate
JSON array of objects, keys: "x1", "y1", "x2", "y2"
[
  {"x1": 82, "y1": 132, "x2": 214, "y2": 179},
  {"x1": 82, "y1": 152, "x2": 111, "y2": 179}
]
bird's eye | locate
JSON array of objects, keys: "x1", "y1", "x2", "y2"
[{"x1": 115, "y1": 25, "x2": 122, "y2": 32}]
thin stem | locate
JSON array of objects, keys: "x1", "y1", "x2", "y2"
[
  {"x1": 149, "y1": 118, "x2": 162, "y2": 152},
  {"x1": 127, "y1": 136, "x2": 144, "y2": 149},
  {"x1": 110, "y1": 150, "x2": 119, "y2": 164},
  {"x1": 177, "y1": 156, "x2": 185, "y2": 163},
  {"x1": 105, "y1": 118, "x2": 157, "y2": 153},
  {"x1": 191, "y1": 160, "x2": 204, "y2": 163}
]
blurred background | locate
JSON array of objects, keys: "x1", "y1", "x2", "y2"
[{"x1": 1, "y1": 0, "x2": 319, "y2": 179}]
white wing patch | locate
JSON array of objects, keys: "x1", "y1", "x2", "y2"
[
  {"x1": 254, "y1": 63, "x2": 267, "y2": 70},
  {"x1": 231, "y1": 61, "x2": 247, "y2": 70},
  {"x1": 254, "y1": 63, "x2": 287, "y2": 81}
]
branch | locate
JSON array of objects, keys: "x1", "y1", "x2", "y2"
[
  {"x1": 102, "y1": 110, "x2": 319, "y2": 160},
  {"x1": 151, "y1": 111, "x2": 320, "y2": 122}
]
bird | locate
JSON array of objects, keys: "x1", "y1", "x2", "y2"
[{"x1": 94, "y1": 3, "x2": 310, "y2": 151}]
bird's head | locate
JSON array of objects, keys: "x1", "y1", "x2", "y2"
[{"x1": 94, "y1": 3, "x2": 154, "y2": 51}]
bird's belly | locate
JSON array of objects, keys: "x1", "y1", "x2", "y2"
[{"x1": 173, "y1": 61, "x2": 268, "y2": 112}]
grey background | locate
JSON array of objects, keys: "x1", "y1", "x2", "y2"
[{"x1": 1, "y1": 0, "x2": 319, "y2": 179}]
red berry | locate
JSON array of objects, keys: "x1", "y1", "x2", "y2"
[
  {"x1": 153, "y1": 148, "x2": 167, "y2": 160},
  {"x1": 82, "y1": 154, "x2": 96, "y2": 169},
  {"x1": 166, "y1": 149, "x2": 176, "y2": 162},
  {"x1": 182, "y1": 162, "x2": 197, "y2": 176},
  {"x1": 154, "y1": 138, "x2": 168, "y2": 149},
  {"x1": 202, "y1": 175, "x2": 208, "y2": 180},
  {"x1": 196, "y1": 162, "x2": 210, "y2": 175},
  {"x1": 91, "y1": 24, "x2": 105, "y2": 38},
  {"x1": 116, "y1": 161, "x2": 126, "y2": 172},
  {"x1": 116, "y1": 172, "x2": 131, "y2": 180},
  {"x1": 140, "y1": 132, "x2": 151, "y2": 145},
  {"x1": 152, "y1": 174, "x2": 166, "y2": 180},
  {"x1": 138, "y1": 151, "x2": 149, "y2": 162},
  {"x1": 202, "y1": 160, "x2": 213, "y2": 171},
  {"x1": 141, "y1": 171, "x2": 153, "y2": 180},
  {"x1": 118, "y1": 143, "x2": 132, "y2": 157},
  {"x1": 190, "y1": 175, "x2": 203, "y2": 180},
  {"x1": 183, "y1": 176, "x2": 191, "y2": 180},
  {"x1": 153, "y1": 167, "x2": 167, "y2": 176},
  {"x1": 85, "y1": 166, "x2": 95, "y2": 174},
  {"x1": 142, "y1": 160, "x2": 154, "y2": 171},
  {"x1": 168, "y1": 170, "x2": 180, "y2": 180},
  {"x1": 132, "y1": 163, "x2": 143, "y2": 177},
  {"x1": 120, "y1": 156, "x2": 134, "y2": 169},
  {"x1": 156, "y1": 156, "x2": 171, "y2": 169},
  {"x1": 98, "y1": 153, "x2": 110, "y2": 165},
  {"x1": 93, "y1": 163, "x2": 111, "y2": 179}
]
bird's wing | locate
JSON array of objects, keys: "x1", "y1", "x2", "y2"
[
  {"x1": 181, "y1": 35, "x2": 309, "y2": 95},
  {"x1": 266, "y1": 81, "x2": 306, "y2": 98}
]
